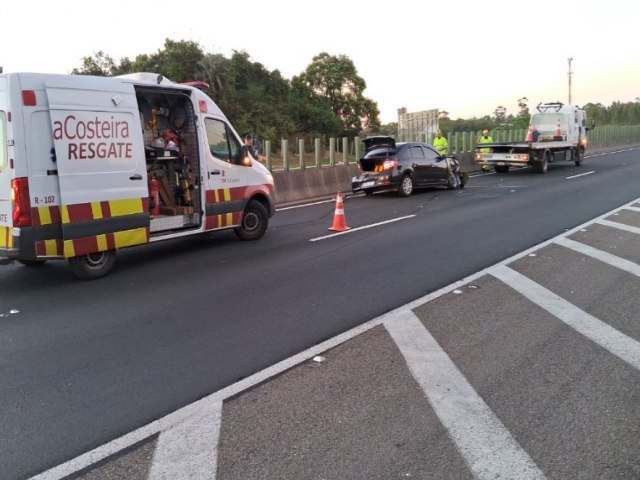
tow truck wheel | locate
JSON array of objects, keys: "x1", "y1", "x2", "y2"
[
  {"x1": 235, "y1": 200, "x2": 269, "y2": 241},
  {"x1": 495, "y1": 165, "x2": 510, "y2": 173},
  {"x1": 574, "y1": 148, "x2": 584, "y2": 166},
  {"x1": 533, "y1": 151, "x2": 549, "y2": 174},
  {"x1": 68, "y1": 250, "x2": 116, "y2": 280},
  {"x1": 18, "y1": 259, "x2": 47, "y2": 267}
]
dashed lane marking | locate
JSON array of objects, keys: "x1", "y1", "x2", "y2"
[
  {"x1": 489, "y1": 265, "x2": 640, "y2": 371},
  {"x1": 566, "y1": 171, "x2": 595, "y2": 179},
  {"x1": 386, "y1": 311, "x2": 546, "y2": 480},
  {"x1": 309, "y1": 215, "x2": 415, "y2": 242}
]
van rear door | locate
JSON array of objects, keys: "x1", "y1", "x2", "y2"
[
  {"x1": 0, "y1": 78, "x2": 13, "y2": 251},
  {"x1": 45, "y1": 76, "x2": 150, "y2": 258}
]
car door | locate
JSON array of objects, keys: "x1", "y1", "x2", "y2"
[
  {"x1": 408, "y1": 144, "x2": 429, "y2": 185},
  {"x1": 424, "y1": 145, "x2": 448, "y2": 183},
  {"x1": 203, "y1": 117, "x2": 247, "y2": 230}
]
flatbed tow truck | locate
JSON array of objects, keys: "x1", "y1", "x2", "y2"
[{"x1": 475, "y1": 102, "x2": 589, "y2": 174}]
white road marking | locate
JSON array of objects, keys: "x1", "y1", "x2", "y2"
[
  {"x1": 309, "y1": 215, "x2": 415, "y2": 242},
  {"x1": 277, "y1": 198, "x2": 337, "y2": 211},
  {"x1": 555, "y1": 237, "x2": 640, "y2": 278},
  {"x1": 385, "y1": 311, "x2": 545, "y2": 480},
  {"x1": 596, "y1": 218, "x2": 640, "y2": 236},
  {"x1": 566, "y1": 171, "x2": 595, "y2": 179},
  {"x1": 148, "y1": 397, "x2": 222, "y2": 480},
  {"x1": 489, "y1": 265, "x2": 640, "y2": 371},
  {"x1": 625, "y1": 206, "x2": 640, "y2": 213}
]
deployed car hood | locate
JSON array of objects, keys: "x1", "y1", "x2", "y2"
[{"x1": 363, "y1": 136, "x2": 396, "y2": 151}]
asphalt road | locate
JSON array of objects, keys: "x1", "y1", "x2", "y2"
[{"x1": 1, "y1": 148, "x2": 639, "y2": 479}]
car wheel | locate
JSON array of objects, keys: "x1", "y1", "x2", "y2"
[
  {"x1": 18, "y1": 259, "x2": 47, "y2": 267},
  {"x1": 68, "y1": 250, "x2": 117, "y2": 280},
  {"x1": 234, "y1": 200, "x2": 269, "y2": 241},
  {"x1": 398, "y1": 174, "x2": 414, "y2": 197},
  {"x1": 363, "y1": 188, "x2": 374, "y2": 196},
  {"x1": 446, "y1": 171, "x2": 460, "y2": 189}
]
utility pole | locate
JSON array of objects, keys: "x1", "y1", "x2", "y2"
[{"x1": 567, "y1": 57, "x2": 573, "y2": 105}]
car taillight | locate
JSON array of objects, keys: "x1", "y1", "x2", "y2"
[
  {"x1": 11, "y1": 177, "x2": 32, "y2": 227},
  {"x1": 383, "y1": 159, "x2": 398, "y2": 170}
]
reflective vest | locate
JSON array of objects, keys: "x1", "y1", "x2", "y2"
[
  {"x1": 433, "y1": 136, "x2": 448, "y2": 155},
  {"x1": 478, "y1": 134, "x2": 493, "y2": 153}
]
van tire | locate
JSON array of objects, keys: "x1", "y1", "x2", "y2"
[
  {"x1": 235, "y1": 200, "x2": 269, "y2": 241},
  {"x1": 69, "y1": 250, "x2": 116, "y2": 280},
  {"x1": 18, "y1": 259, "x2": 46, "y2": 267}
]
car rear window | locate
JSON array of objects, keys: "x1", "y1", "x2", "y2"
[{"x1": 363, "y1": 146, "x2": 395, "y2": 159}]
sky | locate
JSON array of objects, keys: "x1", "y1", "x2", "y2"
[{"x1": 3, "y1": 0, "x2": 639, "y2": 124}]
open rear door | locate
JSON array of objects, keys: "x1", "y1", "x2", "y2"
[{"x1": 45, "y1": 76, "x2": 150, "y2": 258}]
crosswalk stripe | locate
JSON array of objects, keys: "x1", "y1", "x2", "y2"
[
  {"x1": 596, "y1": 218, "x2": 640, "y2": 235},
  {"x1": 490, "y1": 265, "x2": 640, "y2": 371},
  {"x1": 148, "y1": 397, "x2": 223, "y2": 480},
  {"x1": 385, "y1": 310, "x2": 546, "y2": 480},
  {"x1": 555, "y1": 237, "x2": 640, "y2": 278}
]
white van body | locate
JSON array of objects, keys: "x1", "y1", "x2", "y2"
[{"x1": 0, "y1": 72, "x2": 275, "y2": 279}]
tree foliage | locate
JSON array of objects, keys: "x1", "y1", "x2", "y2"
[{"x1": 72, "y1": 41, "x2": 639, "y2": 142}]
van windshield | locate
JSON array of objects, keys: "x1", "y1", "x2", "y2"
[{"x1": 0, "y1": 112, "x2": 7, "y2": 172}]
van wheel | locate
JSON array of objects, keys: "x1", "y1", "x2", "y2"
[
  {"x1": 398, "y1": 174, "x2": 414, "y2": 197},
  {"x1": 68, "y1": 250, "x2": 116, "y2": 280},
  {"x1": 235, "y1": 200, "x2": 269, "y2": 241},
  {"x1": 18, "y1": 259, "x2": 46, "y2": 267}
]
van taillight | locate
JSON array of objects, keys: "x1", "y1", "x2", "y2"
[{"x1": 11, "y1": 177, "x2": 32, "y2": 227}]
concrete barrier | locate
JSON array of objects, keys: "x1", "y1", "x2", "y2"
[{"x1": 271, "y1": 145, "x2": 640, "y2": 207}]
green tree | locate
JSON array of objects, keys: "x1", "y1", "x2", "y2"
[
  {"x1": 71, "y1": 51, "x2": 119, "y2": 76},
  {"x1": 296, "y1": 52, "x2": 380, "y2": 137},
  {"x1": 514, "y1": 97, "x2": 530, "y2": 129}
]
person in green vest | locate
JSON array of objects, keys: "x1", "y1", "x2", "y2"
[
  {"x1": 478, "y1": 129, "x2": 493, "y2": 172},
  {"x1": 433, "y1": 129, "x2": 448, "y2": 155}
]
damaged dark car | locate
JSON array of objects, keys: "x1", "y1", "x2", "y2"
[{"x1": 352, "y1": 136, "x2": 467, "y2": 197}]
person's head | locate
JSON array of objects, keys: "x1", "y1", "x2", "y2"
[
  {"x1": 244, "y1": 134, "x2": 253, "y2": 146},
  {"x1": 435, "y1": 129, "x2": 442, "y2": 137},
  {"x1": 482, "y1": 129, "x2": 489, "y2": 136}
]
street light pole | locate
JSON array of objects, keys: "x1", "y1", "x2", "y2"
[{"x1": 567, "y1": 57, "x2": 573, "y2": 105}]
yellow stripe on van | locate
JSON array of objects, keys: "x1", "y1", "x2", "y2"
[
  {"x1": 38, "y1": 207, "x2": 53, "y2": 225},
  {"x1": 109, "y1": 198, "x2": 144, "y2": 217},
  {"x1": 0, "y1": 227, "x2": 13, "y2": 248},
  {"x1": 113, "y1": 228, "x2": 148, "y2": 249},
  {"x1": 223, "y1": 188, "x2": 231, "y2": 201},
  {"x1": 96, "y1": 234, "x2": 108, "y2": 252},
  {"x1": 226, "y1": 213, "x2": 233, "y2": 225},
  {"x1": 91, "y1": 202, "x2": 103, "y2": 220},
  {"x1": 44, "y1": 239, "x2": 58, "y2": 256},
  {"x1": 214, "y1": 190, "x2": 220, "y2": 203},
  {"x1": 63, "y1": 240, "x2": 75, "y2": 258},
  {"x1": 61, "y1": 206, "x2": 71, "y2": 224}
]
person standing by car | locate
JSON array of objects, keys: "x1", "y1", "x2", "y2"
[
  {"x1": 478, "y1": 129, "x2": 493, "y2": 172},
  {"x1": 433, "y1": 129, "x2": 448, "y2": 156}
]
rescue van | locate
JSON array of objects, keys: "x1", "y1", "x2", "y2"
[{"x1": 0, "y1": 72, "x2": 275, "y2": 279}]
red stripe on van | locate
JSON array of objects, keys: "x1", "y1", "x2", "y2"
[{"x1": 66, "y1": 203, "x2": 93, "y2": 223}]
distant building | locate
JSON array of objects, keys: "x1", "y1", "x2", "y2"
[{"x1": 397, "y1": 107, "x2": 439, "y2": 140}]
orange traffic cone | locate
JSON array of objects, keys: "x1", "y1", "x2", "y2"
[
  {"x1": 555, "y1": 121, "x2": 562, "y2": 138},
  {"x1": 526, "y1": 126, "x2": 533, "y2": 142},
  {"x1": 328, "y1": 192, "x2": 350, "y2": 231}
]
